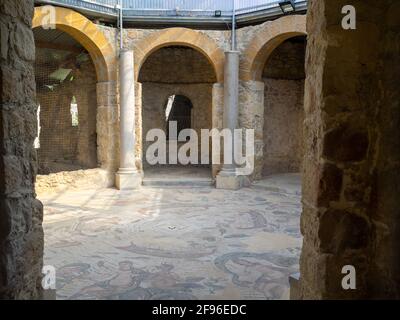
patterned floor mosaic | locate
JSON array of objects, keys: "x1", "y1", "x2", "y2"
[{"x1": 41, "y1": 177, "x2": 302, "y2": 300}]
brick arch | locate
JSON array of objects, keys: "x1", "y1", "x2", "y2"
[
  {"x1": 33, "y1": 6, "x2": 116, "y2": 82},
  {"x1": 241, "y1": 15, "x2": 307, "y2": 81},
  {"x1": 135, "y1": 28, "x2": 224, "y2": 83}
]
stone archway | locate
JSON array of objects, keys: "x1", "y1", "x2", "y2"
[
  {"x1": 33, "y1": 6, "x2": 115, "y2": 82},
  {"x1": 33, "y1": 6, "x2": 118, "y2": 184},
  {"x1": 241, "y1": 14, "x2": 306, "y2": 82},
  {"x1": 134, "y1": 30, "x2": 225, "y2": 178},
  {"x1": 239, "y1": 15, "x2": 307, "y2": 180},
  {"x1": 134, "y1": 27, "x2": 224, "y2": 83}
]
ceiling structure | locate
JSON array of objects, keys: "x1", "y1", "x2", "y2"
[{"x1": 34, "y1": 0, "x2": 307, "y2": 28}]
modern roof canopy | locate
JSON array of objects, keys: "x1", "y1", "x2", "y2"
[{"x1": 34, "y1": 0, "x2": 307, "y2": 27}]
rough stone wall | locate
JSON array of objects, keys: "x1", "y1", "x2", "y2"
[
  {"x1": 262, "y1": 39, "x2": 305, "y2": 176},
  {"x1": 300, "y1": 0, "x2": 400, "y2": 299},
  {"x1": 263, "y1": 79, "x2": 304, "y2": 175},
  {"x1": 36, "y1": 89, "x2": 78, "y2": 167},
  {"x1": 372, "y1": 0, "x2": 400, "y2": 298},
  {"x1": 0, "y1": 0, "x2": 44, "y2": 299},
  {"x1": 121, "y1": 28, "x2": 230, "y2": 56},
  {"x1": 36, "y1": 60, "x2": 98, "y2": 174},
  {"x1": 263, "y1": 38, "x2": 306, "y2": 80},
  {"x1": 139, "y1": 46, "x2": 216, "y2": 84},
  {"x1": 35, "y1": 168, "x2": 110, "y2": 196},
  {"x1": 99, "y1": 17, "x2": 286, "y2": 59}
]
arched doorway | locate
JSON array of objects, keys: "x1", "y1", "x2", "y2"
[
  {"x1": 262, "y1": 35, "x2": 306, "y2": 177},
  {"x1": 33, "y1": 6, "x2": 117, "y2": 190},
  {"x1": 165, "y1": 95, "x2": 193, "y2": 139},
  {"x1": 240, "y1": 14, "x2": 307, "y2": 181},
  {"x1": 32, "y1": 6, "x2": 115, "y2": 82},
  {"x1": 138, "y1": 45, "x2": 217, "y2": 183},
  {"x1": 33, "y1": 28, "x2": 98, "y2": 175},
  {"x1": 240, "y1": 15, "x2": 307, "y2": 297}
]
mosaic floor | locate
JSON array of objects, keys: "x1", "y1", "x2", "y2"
[{"x1": 41, "y1": 175, "x2": 302, "y2": 300}]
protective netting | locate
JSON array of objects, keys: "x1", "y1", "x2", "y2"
[{"x1": 34, "y1": 34, "x2": 98, "y2": 174}]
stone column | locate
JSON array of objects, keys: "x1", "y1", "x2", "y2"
[
  {"x1": 116, "y1": 50, "x2": 142, "y2": 189},
  {"x1": 216, "y1": 51, "x2": 243, "y2": 190}
]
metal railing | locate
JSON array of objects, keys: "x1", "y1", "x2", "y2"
[
  {"x1": 35, "y1": 0, "x2": 118, "y2": 15},
  {"x1": 35, "y1": 0, "x2": 307, "y2": 18}
]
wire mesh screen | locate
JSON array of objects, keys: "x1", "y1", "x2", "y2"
[{"x1": 34, "y1": 31, "x2": 98, "y2": 174}]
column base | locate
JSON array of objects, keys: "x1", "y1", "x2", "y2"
[
  {"x1": 116, "y1": 171, "x2": 142, "y2": 190},
  {"x1": 216, "y1": 172, "x2": 244, "y2": 190}
]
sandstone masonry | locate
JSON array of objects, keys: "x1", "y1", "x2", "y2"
[{"x1": 0, "y1": 0, "x2": 44, "y2": 299}]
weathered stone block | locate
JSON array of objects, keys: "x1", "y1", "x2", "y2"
[
  {"x1": 317, "y1": 162, "x2": 343, "y2": 206},
  {"x1": 323, "y1": 124, "x2": 369, "y2": 162},
  {"x1": 318, "y1": 210, "x2": 370, "y2": 254}
]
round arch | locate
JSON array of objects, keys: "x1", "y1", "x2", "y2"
[
  {"x1": 241, "y1": 15, "x2": 307, "y2": 81},
  {"x1": 135, "y1": 28, "x2": 225, "y2": 83},
  {"x1": 33, "y1": 6, "x2": 116, "y2": 82},
  {"x1": 160, "y1": 90, "x2": 198, "y2": 110}
]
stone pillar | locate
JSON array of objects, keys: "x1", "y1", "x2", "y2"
[
  {"x1": 135, "y1": 82, "x2": 143, "y2": 172},
  {"x1": 116, "y1": 50, "x2": 142, "y2": 190},
  {"x1": 239, "y1": 80, "x2": 265, "y2": 181},
  {"x1": 216, "y1": 51, "x2": 243, "y2": 190},
  {"x1": 97, "y1": 81, "x2": 118, "y2": 186},
  {"x1": 211, "y1": 83, "x2": 224, "y2": 178},
  {"x1": 299, "y1": 0, "x2": 400, "y2": 300},
  {"x1": 0, "y1": 0, "x2": 44, "y2": 299}
]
